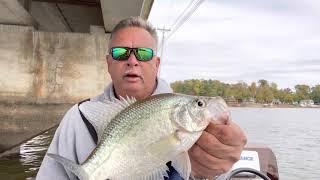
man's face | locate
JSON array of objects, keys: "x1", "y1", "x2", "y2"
[{"x1": 107, "y1": 27, "x2": 160, "y2": 99}]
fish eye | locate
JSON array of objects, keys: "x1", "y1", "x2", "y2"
[{"x1": 196, "y1": 99, "x2": 205, "y2": 107}]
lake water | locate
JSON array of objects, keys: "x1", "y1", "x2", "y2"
[
  {"x1": 0, "y1": 108, "x2": 319, "y2": 180},
  {"x1": 231, "y1": 108, "x2": 320, "y2": 180}
]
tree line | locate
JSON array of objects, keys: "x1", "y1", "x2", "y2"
[{"x1": 170, "y1": 79, "x2": 320, "y2": 104}]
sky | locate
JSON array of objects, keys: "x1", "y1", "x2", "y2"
[{"x1": 148, "y1": 0, "x2": 320, "y2": 89}]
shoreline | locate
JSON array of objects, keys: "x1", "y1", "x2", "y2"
[{"x1": 228, "y1": 103, "x2": 320, "y2": 108}]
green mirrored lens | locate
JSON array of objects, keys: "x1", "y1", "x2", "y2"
[
  {"x1": 136, "y1": 48, "x2": 153, "y2": 61},
  {"x1": 112, "y1": 47, "x2": 128, "y2": 60}
]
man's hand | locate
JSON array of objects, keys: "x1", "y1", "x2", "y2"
[{"x1": 188, "y1": 114, "x2": 247, "y2": 178}]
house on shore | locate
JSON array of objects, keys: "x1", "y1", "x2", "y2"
[{"x1": 299, "y1": 100, "x2": 314, "y2": 107}]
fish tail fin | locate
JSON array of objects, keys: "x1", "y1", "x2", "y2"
[{"x1": 47, "y1": 153, "x2": 89, "y2": 180}]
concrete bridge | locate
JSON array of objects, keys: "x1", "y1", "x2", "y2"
[{"x1": 0, "y1": 0, "x2": 154, "y2": 153}]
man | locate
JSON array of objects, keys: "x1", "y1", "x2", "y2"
[{"x1": 37, "y1": 17, "x2": 246, "y2": 180}]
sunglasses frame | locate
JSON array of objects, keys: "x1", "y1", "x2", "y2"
[{"x1": 109, "y1": 47, "x2": 154, "y2": 61}]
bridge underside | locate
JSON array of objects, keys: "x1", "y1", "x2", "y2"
[
  {"x1": 0, "y1": 0, "x2": 153, "y2": 33},
  {"x1": 0, "y1": 0, "x2": 154, "y2": 153}
]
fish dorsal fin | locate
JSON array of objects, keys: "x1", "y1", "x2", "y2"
[
  {"x1": 110, "y1": 95, "x2": 137, "y2": 108},
  {"x1": 171, "y1": 151, "x2": 192, "y2": 180},
  {"x1": 117, "y1": 165, "x2": 169, "y2": 180},
  {"x1": 79, "y1": 96, "x2": 136, "y2": 143}
]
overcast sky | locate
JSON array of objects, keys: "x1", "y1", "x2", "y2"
[{"x1": 148, "y1": 0, "x2": 320, "y2": 89}]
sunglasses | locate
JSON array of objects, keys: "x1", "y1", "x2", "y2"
[{"x1": 109, "y1": 47, "x2": 154, "y2": 61}]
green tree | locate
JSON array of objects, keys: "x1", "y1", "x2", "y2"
[
  {"x1": 270, "y1": 82, "x2": 278, "y2": 99},
  {"x1": 258, "y1": 79, "x2": 268, "y2": 87},
  {"x1": 256, "y1": 79, "x2": 273, "y2": 103},
  {"x1": 249, "y1": 82, "x2": 257, "y2": 98},
  {"x1": 278, "y1": 88, "x2": 294, "y2": 104},
  {"x1": 171, "y1": 79, "x2": 320, "y2": 105},
  {"x1": 223, "y1": 84, "x2": 233, "y2": 98},
  {"x1": 256, "y1": 88, "x2": 273, "y2": 103},
  {"x1": 212, "y1": 80, "x2": 224, "y2": 96},
  {"x1": 184, "y1": 80, "x2": 194, "y2": 94},
  {"x1": 192, "y1": 79, "x2": 201, "y2": 95},
  {"x1": 295, "y1": 84, "x2": 310, "y2": 101},
  {"x1": 310, "y1": 85, "x2": 320, "y2": 104},
  {"x1": 231, "y1": 82, "x2": 250, "y2": 102}
]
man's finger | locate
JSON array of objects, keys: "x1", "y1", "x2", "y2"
[
  {"x1": 205, "y1": 122, "x2": 247, "y2": 146},
  {"x1": 196, "y1": 131, "x2": 241, "y2": 162},
  {"x1": 189, "y1": 144, "x2": 233, "y2": 172}
]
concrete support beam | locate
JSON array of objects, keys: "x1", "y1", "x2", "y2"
[
  {"x1": 101, "y1": 0, "x2": 154, "y2": 32},
  {"x1": 30, "y1": 2, "x2": 71, "y2": 32},
  {"x1": 18, "y1": 0, "x2": 32, "y2": 12},
  {"x1": 0, "y1": 25, "x2": 110, "y2": 153},
  {"x1": 53, "y1": 3, "x2": 104, "y2": 33},
  {"x1": 0, "y1": 0, "x2": 37, "y2": 27},
  {"x1": 29, "y1": 2, "x2": 104, "y2": 33},
  {"x1": 0, "y1": 24, "x2": 110, "y2": 104}
]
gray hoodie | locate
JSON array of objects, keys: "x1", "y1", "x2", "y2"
[{"x1": 36, "y1": 79, "x2": 173, "y2": 180}]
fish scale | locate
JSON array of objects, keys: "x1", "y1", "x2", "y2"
[
  {"x1": 83, "y1": 94, "x2": 177, "y2": 178},
  {"x1": 47, "y1": 93, "x2": 229, "y2": 180}
]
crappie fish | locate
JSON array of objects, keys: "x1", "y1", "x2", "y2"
[{"x1": 47, "y1": 93, "x2": 229, "y2": 180}]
